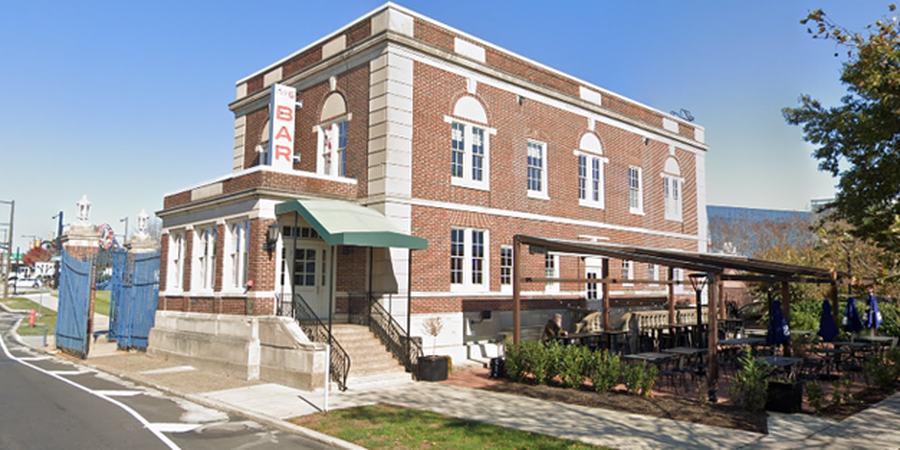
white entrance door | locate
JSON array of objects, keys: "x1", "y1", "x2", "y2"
[{"x1": 288, "y1": 243, "x2": 331, "y2": 319}]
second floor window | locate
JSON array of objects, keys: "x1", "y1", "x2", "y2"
[
  {"x1": 527, "y1": 140, "x2": 548, "y2": 198},
  {"x1": 319, "y1": 120, "x2": 348, "y2": 178},
  {"x1": 448, "y1": 121, "x2": 491, "y2": 190},
  {"x1": 663, "y1": 157, "x2": 683, "y2": 222},
  {"x1": 629, "y1": 166, "x2": 643, "y2": 214},
  {"x1": 578, "y1": 154, "x2": 606, "y2": 208}
]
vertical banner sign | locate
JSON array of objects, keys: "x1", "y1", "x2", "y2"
[{"x1": 269, "y1": 83, "x2": 297, "y2": 170}]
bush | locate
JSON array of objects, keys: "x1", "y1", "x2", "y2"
[
  {"x1": 590, "y1": 350, "x2": 622, "y2": 393},
  {"x1": 623, "y1": 362, "x2": 657, "y2": 397},
  {"x1": 806, "y1": 382, "x2": 825, "y2": 414},
  {"x1": 560, "y1": 345, "x2": 592, "y2": 389},
  {"x1": 727, "y1": 352, "x2": 769, "y2": 412},
  {"x1": 504, "y1": 339, "x2": 528, "y2": 382}
]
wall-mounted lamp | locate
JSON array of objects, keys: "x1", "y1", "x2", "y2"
[{"x1": 264, "y1": 223, "x2": 280, "y2": 253}]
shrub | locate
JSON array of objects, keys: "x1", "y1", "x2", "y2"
[
  {"x1": 590, "y1": 350, "x2": 622, "y2": 393},
  {"x1": 727, "y1": 352, "x2": 769, "y2": 412},
  {"x1": 560, "y1": 345, "x2": 592, "y2": 389},
  {"x1": 863, "y1": 356, "x2": 897, "y2": 388},
  {"x1": 806, "y1": 382, "x2": 825, "y2": 414},
  {"x1": 504, "y1": 339, "x2": 528, "y2": 382},
  {"x1": 624, "y1": 362, "x2": 657, "y2": 397}
]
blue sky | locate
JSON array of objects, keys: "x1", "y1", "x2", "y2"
[{"x1": 0, "y1": 1, "x2": 889, "y2": 252}]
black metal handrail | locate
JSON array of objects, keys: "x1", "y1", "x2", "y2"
[
  {"x1": 276, "y1": 293, "x2": 351, "y2": 391},
  {"x1": 368, "y1": 297, "x2": 423, "y2": 373}
]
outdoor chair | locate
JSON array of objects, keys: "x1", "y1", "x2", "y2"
[
  {"x1": 658, "y1": 356, "x2": 688, "y2": 393},
  {"x1": 799, "y1": 357, "x2": 825, "y2": 383}
]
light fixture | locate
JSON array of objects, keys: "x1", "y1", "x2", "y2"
[
  {"x1": 264, "y1": 223, "x2": 280, "y2": 253},
  {"x1": 688, "y1": 273, "x2": 709, "y2": 293}
]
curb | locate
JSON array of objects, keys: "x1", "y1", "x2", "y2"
[{"x1": 14, "y1": 339, "x2": 365, "y2": 450}]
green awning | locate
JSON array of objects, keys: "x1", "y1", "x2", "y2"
[{"x1": 275, "y1": 199, "x2": 428, "y2": 250}]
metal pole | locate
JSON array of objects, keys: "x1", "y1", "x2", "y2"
[
  {"x1": 601, "y1": 258, "x2": 610, "y2": 331},
  {"x1": 292, "y1": 212, "x2": 298, "y2": 316},
  {"x1": 512, "y1": 236, "x2": 521, "y2": 345},
  {"x1": 695, "y1": 288, "x2": 703, "y2": 347},
  {"x1": 328, "y1": 245, "x2": 334, "y2": 343},
  {"x1": 707, "y1": 273, "x2": 719, "y2": 404},
  {"x1": 667, "y1": 267, "x2": 676, "y2": 325},
  {"x1": 406, "y1": 249, "x2": 412, "y2": 366},
  {"x1": 3, "y1": 200, "x2": 14, "y2": 299},
  {"x1": 120, "y1": 217, "x2": 129, "y2": 246},
  {"x1": 54, "y1": 211, "x2": 63, "y2": 289}
]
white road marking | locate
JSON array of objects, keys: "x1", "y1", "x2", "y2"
[
  {"x1": 18, "y1": 356, "x2": 50, "y2": 361},
  {"x1": 147, "y1": 423, "x2": 202, "y2": 433},
  {"x1": 139, "y1": 365, "x2": 196, "y2": 375},
  {"x1": 93, "y1": 390, "x2": 143, "y2": 397},
  {"x1": 0, "y1": 317, "x2": 181, "y2": 450},
  {"x1": 48, "y1": 369, "x2": 91, "y2": 376}
]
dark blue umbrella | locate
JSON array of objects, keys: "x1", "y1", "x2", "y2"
[
  {"x1": 865, "y1": 294, "x2": 883, "y2": 330},
  {"x1": 842, "y1": 296, "x2": 864, "y2": 333},
  {"x1": 766, "y1": 299, "x2": 790, "y2": 347},
  {"x1": 817, "y1": 299, "x2": 839, "y2": 342}
]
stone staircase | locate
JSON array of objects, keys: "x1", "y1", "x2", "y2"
[{"x1": 331, "y1": 324, "x2": 412, "y2": 390}]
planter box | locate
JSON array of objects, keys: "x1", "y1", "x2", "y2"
[
  {"x1": 766, "y1": 380, "x2": 804, "y2": 413},
  {"x1": 417, "y1": 356, "x2": 449, "y2": 382}
]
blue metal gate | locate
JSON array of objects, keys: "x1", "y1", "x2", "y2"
[
  {"x1": 56, "y1": 251, "x2": 93, "y2": 358},
  {"x1": 110, "y1": 250, "x2": 160, "y2": 350},
  {"x1": 107, "y1": 248, "x2": 129, "y2": 342}
]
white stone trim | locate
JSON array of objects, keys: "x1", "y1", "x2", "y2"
[
  {"x1": 695, "y1": 151, "x2": 708, "y2": 252},
  {"x1": 662, "y1": 117, "x2": 679, "y2": 134},
  {"x1": 454, "y1": 37, "x2": 485, "y2": 63},
  {"x1": 263, "y1": 67, "x2": 283, "y2": 87},
  {"x1": 579, "y1": 87, "x2": 602, "y2": 106},
  {"x1": 321, "y1": 34, "x2": 347, "y2": 60}
]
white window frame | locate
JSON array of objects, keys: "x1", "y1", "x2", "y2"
[
  {"x1": 500, "y1": 245, "x2": 513, "y2": 293},
  {"x1": 223, "y1": 220, "x2": 250, "y2": 292},
  {"x1": 648, "y1": 263, "x2": 659, "y2": 287},
  {"x1": 622, "y1": 260, "x2": 634, "y2": 287},
  {"x1": 315, "y1": 116, "x2": 351, "y2": 179},
  {"x1": 450, "y1": 227, "x2": 491, "y2": 293},
  {"x1": 192, "y1": 225, "x2": 217, "y2": 292},
  {"x1": 527, "y1": 140, "x2": 549, "y2": 199},
  {"x1": 167, "y1": 231, "x2": 185, "y2": 291},
  {"x1": 444, "y1": 116, "x2": 495, "y2": 191},
  {"x1": 663, "y1": 174, "x2": 684, "y2": 222},
  {"x1": 674, "y1": 267, "x2": 686, "y2": 294},
  {"x1": 575, "y1": 150, "x2": 608, "y2": 209},
  {"x1": 628, "y1": 166, "x2": 644, "y2": 215},
  {"x1": 544, "y1": 252, "x2": 559, "y2": 293}
]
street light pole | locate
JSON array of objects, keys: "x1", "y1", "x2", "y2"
[
  {"x1": 52, "y1": 211, "x2": 63, "y2": 289},
  {"x1": 2, "y1": 200, "x2": 15, "y2": 299},
  {"x1": 688, "y1": 273, "x2": 708, "y2": 348},
  {"x1": 120, "y1": 216, "x2": 129, "y2": 246}
]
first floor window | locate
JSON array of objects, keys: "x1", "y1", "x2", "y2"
[
  {"x1": 586, "y1": 272, "x2": 598, "y2": 300},
  {"x1": 500, "y1": 246, "x2": 513, "y2": 286},
  {"x1": 168, "y1": 232, "x2": 185, "y2": 290},
  {"x1": 450, "y1": 228, "x2": 489, "y2": 291},
  {"x1": 545, "y1": 253, "x2": 559, "y2": 292},
  {"x1": 195, "y1": 226, "x2": 217, "y2": 291},
  {"x1": 622, "y1": 260, "x2": 633, "y2": 281},
  {"x1": 228, "y1": 221, "x2": 250, "y2": 289},
  {"x1": 648, "y1": 263, "x2": 659, "y2": 286}
]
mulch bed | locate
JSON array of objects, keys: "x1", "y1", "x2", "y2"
[
  {"x1": 818, "y1": 380, "x2": 900, "y2": 420},
  {"x1": 482, "y1": 379, "x2": 768, "y2": 434}
]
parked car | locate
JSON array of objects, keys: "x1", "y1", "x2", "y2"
[{"x1": 7, "y1": 277, "x2": 42, "y2": 289}]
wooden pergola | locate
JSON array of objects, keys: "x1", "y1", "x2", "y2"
[{"x1": 510, "y1": 234, "x2": 847, "y2": 402}]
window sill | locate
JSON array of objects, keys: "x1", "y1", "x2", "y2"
[
  {"x1": 629, "y1": 208, "x2": 645, "y2": 216},
  {"x1": 527, "y1": 191, "x2": 550, "y2": 201},
  {"x1": 451, "y1": 284, "x2": 491, "y2": 294},
  {"x1": 451, "y1": 177, "x2": 490, "y2": 191},
  {"x1": 579, "y1": 199, "x2": 605, "y2": 210},
  {"x1": 665, "y1": 216, "x2": 683, "y2": 223}
]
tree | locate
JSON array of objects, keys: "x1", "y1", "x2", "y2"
[
  {"x1": 783, "y1": 5, "x2": 900, "y2": 252},
  {"x1": 22, "y1": 246, "x2": 51, "y2": 266}
]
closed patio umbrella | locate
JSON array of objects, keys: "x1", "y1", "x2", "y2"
[
  {"x1": 817, "y1": 299, "x2": 839, "y2": 342},
  {"x1": 842, "y1": 296, "x2": 864, "y2": 333},
  {"x1": 865, "y1": 294, "x2": 883, "y2": 330},
  {"x1": 766, "y1": 299, "x2": 790, "y2": 347}
]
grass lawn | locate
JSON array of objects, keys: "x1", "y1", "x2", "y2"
[
  {"x1": 52, "y1": 290, "x2": 110, "y2": 316},
  {"x1": 0, "y1": 297, "x2": 57, "y2": 336},
  {"x1": 290, "y1": 403, "x2": 607, "y2": 450}
]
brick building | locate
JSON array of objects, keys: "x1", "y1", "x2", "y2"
[{"x1": 155, "y1": 3, "x2": 707, "y2": 368}]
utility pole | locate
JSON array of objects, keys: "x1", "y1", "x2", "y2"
[
  {"x1": 2, "y1": 200, "x2": 15, "y2": 299},
  {"x1": 52, "y1": 211, "x2": 63, "y2": 289},
  {"x1": 120, "y1": 216, "x2": 129, "y2": 246}
]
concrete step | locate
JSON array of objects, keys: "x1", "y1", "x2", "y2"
[{"x1": 345, "y1": 371, "x2": 413, "y2": 390}]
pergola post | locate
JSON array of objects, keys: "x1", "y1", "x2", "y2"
[
  {"x1": 667, "y1": 266, "x2": 676, "y2": 325},
  {"x1": 719, "y1": 280, "x2": 727, "y2": 321},
  {"x1": 707, "y1": 273, "x2": 720, "y2": 404},
  {"x1": 512, "y1": 236, "x2": 521, "y2": 345},
  {"x1": 602, "y1": 258, "x2": 611, "y2": 330}
]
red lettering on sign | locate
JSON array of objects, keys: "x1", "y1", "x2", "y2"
[
  {"x1": 276, "y1": 105, "x2": 293, "y2": 121},
  {"x1": 275, "y1": 126, "x2": 292, "y2": 142},
  {"x1": 275, "y1": 145, "x2": 292, "y2": 161}
]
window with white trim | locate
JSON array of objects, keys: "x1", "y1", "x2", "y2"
[
  {"x1": 450, "y1": 228, "x2": 490, "y2": 292},
  {"x1": 622, "y1": 260, "x2": 634, "y2": 286},
  {"x1": 500, "y1": 246, "x2": 513, "y2": 287},
  {"x1": 446, "y1": 96, "x2": 493, "y2": 191},
  {"x1": 544, "y1": 253, "x2": 559, "y2": 292},
  {"x1": 586, "y1": 272, "x2": 598, "y2": 300},
  {"x1": 576, "y1": 133, "x2": 606, "y2": 208},
  {"x1": 648, "y1": 263, "x2": 659, "y2": 287},
  {"x1": 628, "y1": 166, "x2": 643, "y2": 214},
  {"x1": 225, "y1": 220, "x2": 250, "y2": 289},
  {"x1": 663, "y1": 157, "x2": 683, "y2": 221},
  {"x1": 527, "y1": 140, "x2": 548, "y2": 198},
  {"x1": 318, "y1": 119, "x2": 348, "y2": 178},
  {"x1": 167, "y1": 232, "x2": 185, "y2": 291},
  {"x1": 193, "y1": 226, "x2": 217, "y2": 291}
]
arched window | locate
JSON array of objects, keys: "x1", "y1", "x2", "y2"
[
  {"x1": 444, "y1": 96, "x2": 495, "y2": 191},
  {"x1": 575, "y1": 132, "x2": 607, "y2": 209},
  {"x1": 662, "y1": 156, "x2": 683, "y2": 221},
  {"x1": 316, "y1": 92, "x2": 350, "y2": 178}
]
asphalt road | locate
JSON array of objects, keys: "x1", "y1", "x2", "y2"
[{"x1": 0, "y1": 311, "x2": 335, "y2": 450}]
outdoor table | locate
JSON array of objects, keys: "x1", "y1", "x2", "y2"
[
  {"x1": 622, "y1": 352, "x2": 672, "y2": 365},
  {"x1": 817, "y1": 348, "x2": 852, "y2": 375},
  {"x1": 663, "y1": 346, "x2": 707, "y2": 356},
  {"x1": 559, "y1": 332, "x2": 604, "y2": 349},
  {"x1": 832, "y1": 341, "x2": 873, "y2": 350},
  {"x1": 855, "y1": 335, "x2": 895, "y2": 349},
  {"x1": 719, "y1": 337, "x2": 765, "y2": 347}
]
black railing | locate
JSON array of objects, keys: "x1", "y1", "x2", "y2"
[
  {"x1": 276, "y1": 293, "x2": 351, "y2": 391},
  {"x1": 369, "y1": 297, "x2": 423, "y2": 373}
]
